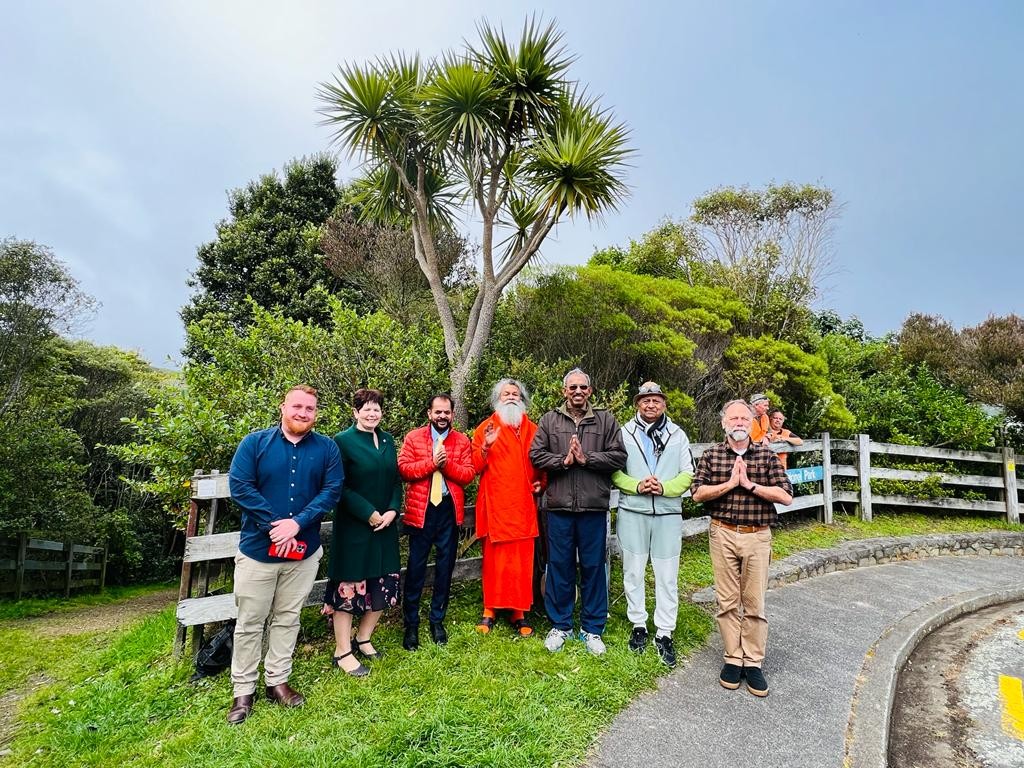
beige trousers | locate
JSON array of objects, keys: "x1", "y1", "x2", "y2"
[
  {"x1": 230, "y1": 547, "x2": 322, "y2": 696},
  {"x1": 708, "y1": 524, "x2": 771, "y2": 667}
]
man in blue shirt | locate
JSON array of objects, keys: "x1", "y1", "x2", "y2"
[{"x1": 226, "y1": 385, "x2": 343, "y2": 725}]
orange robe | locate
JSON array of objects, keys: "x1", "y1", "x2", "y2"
[{"x1": 472, "y1": 413, "x2": 543, "y2": 612}]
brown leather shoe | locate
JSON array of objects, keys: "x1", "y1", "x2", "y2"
[
  {"x1": 226, "y1": 694, "x2": 254, "y2": 725},
  {"x1": 264, "y1": 682, "x2": 305, "y2": 707}
]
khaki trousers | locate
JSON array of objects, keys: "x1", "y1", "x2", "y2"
[
  {"x1": 230, "y1": 547, "x2": 322, "y2": 696},
  {"x1": 708, "y1": 524, "x2": 771, "y2": 667}
]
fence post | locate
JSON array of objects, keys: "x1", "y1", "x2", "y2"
[
  {"x1": 99, "y1": 543, "x2": 108, "y2": 590},
  {"x1": 1003, "y1": 446, "x2": 1020, "y2": 524},
  {"x1": 14, "y1": 532, "x2": 28, "y2": 600},
  {"x1": 174, "y1": 479, "x2": 202, "y2": 659},
  {"x1": 857, "y1": 433, "x2": 873, "y2": 522},
  {"x1": 820, "y1": 431, "x2": 834, "y2": 524},
  {"x1": 64, "y1": 538, "x2": 75, "y2": 598}
]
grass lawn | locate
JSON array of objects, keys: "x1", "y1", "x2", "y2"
[{"x1": 2, "y1": 512, "x2": 1021, "y2": 767}]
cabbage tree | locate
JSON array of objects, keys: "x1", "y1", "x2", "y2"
[{"x1": 317, "y1": 18, "x2": 632, "y2": 422}]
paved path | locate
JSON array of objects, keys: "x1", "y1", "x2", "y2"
[{"x1": 589, "y1": 555, "x2": 1024, "y2": 768}]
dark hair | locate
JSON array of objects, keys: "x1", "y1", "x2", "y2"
[
  {"x1": 768, "y1": 408, "x2": 784, "y2": 418},
  {"x1": 353, "y1": 388, "x2": 384, "y2": 411},
  {"x1": 426, "y1": 393, "x2": 455, "y2": 412}
]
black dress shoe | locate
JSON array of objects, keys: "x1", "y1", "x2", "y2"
[
  {"x1": 226, "y1": 694, "x2": 254, "y2": 725},
  {"x1": 744, "y1": 666, "x2": 769, "y2": 697},
  {"x1": 403, "y1": 625, "x2": 420, "y2": 651},
  {"x1": 719, "y1": 663, "x2": 743, "y2": 690},
  {"x1": 264, "y1": 682, "x2": 305, "y2": 707},
  {"x1": 354, "y1": 637, "x2": 383, "y2": 660},
  {"x1": 429, "y1": 621, "x2": 448, "y2": 645},
  {"x1": 332, "y1": 651, "x2": 369, "y2": 677}
]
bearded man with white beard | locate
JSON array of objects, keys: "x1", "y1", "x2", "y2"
[
  {"x1": 691, "y1": 399, "x2": 793, "y2": 698},
  {"x1": 471, "y1": 378, "x2": 545, "y2": 636}
]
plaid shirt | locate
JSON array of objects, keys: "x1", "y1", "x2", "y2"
[{"x1": 690, "y1": 441, "x2": 793, "y2": 527}]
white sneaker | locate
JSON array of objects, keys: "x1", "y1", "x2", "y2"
[
  {"x1": 544, "y1": 628, "x2": 571, "y2": 652},
  {"x1": 581, "y1": 632, "x2": 606, "y2": 656}
]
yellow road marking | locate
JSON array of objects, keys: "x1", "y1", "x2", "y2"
[
  {"x1": 1018, "y1": 628, "x2": 1024, "y2": 641},
  {"x1": 999, "y1": 675, "x2": 1024, "y2": 740}
]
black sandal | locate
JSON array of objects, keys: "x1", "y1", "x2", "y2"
[
  {"x1": 510, "y1": 618, "x2": 534, "y2": 637},
  {"x1": 332, "y1": 651, "x2": 370, "y2": 678},
  {"x1": 354, "y1": 637, "x2": 383, "y2": 660}
]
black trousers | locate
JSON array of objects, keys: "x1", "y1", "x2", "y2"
[{"x1": 402, "y1": 495, "x2": 458, "y2": 627}]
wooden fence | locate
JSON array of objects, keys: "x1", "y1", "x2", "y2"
[
  {"x1": 689, "y1": 433, "x2": 1020, "y2": 526},
  {"x1": 0, "y1": 534, "x2": 108, "y2": 599},
  {"x1": 175, "y1": 434, "x2": 1023, "y2": 656},
  {"x1": 175, "y1": 470, "x2": 486, "y2": 657}
]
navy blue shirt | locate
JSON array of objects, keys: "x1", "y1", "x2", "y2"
[{"x1": 229, "y1": 426, "x2": 343, "y2": 562}]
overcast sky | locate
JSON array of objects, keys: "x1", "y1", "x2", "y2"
[{"x1": 2, "y1": 0, "x2": 1021, "y2": 367}]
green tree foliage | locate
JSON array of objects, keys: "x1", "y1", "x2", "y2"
[
  {"x1": 502, "y1": 264, "x2": 852, "y2": 439},
  {"x1": 181, "y1": 156, "x2": 359, "y2": 350},
  {"x1": 61, "y1": 341, "x2": 176, "y2": 583},
  {"x1": 317, "y1": 18, "x2": 633, "y2": 423},
  {"x1": 118, "y1": 301, "x2": 453, "y2": 521},
  {"x1": 0, "y1": 241, "x2": 99, "y2": 538},
  {"x1": 820, "y1": 333, "x2": 998, "y2": 449},
  {"x1": 962, "y1": 314, "x2": 1024, "y2": 422},
  {"x1": 813, "y1": 309, "x2": 867, "y2": 343},
  {"x1": 320, "y1": 210, "x2": 476, "y2": 327},
  {"x1": 1, "y1": 238, "x2": 96, "y2": 418},
  {"x1": 0, "y1": 349, "x2": 96, "y2": 537},
  {"x1": 689, "y1": 183, "x2": 839, "y2": 342},
  {"x1": 898, "y1": 312, "x2": 1024, "y2": 443}
]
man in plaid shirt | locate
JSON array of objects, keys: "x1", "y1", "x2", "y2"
[{"x1": 691, "y1": 399, "x2": 793, "y2": 697}]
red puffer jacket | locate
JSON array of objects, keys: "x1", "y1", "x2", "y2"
[{"x1": 397, "y1": 426, "x2": 476, "y2": 528}]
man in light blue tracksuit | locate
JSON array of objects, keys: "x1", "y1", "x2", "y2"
[{"x1": 612, "y1": 381, "x2": 694, "y2": 667}]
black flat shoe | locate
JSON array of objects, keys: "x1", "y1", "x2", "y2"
[
  {"x1": 354, "y1": 637, "x2": 383, "y2": 660},
  {"x1": 332, "y1": 651, "x2": 369, "y2": 678}
]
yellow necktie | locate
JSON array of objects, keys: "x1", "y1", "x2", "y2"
[{"x1": 429, "y1": 436, "x2": 444, "y2": 506}]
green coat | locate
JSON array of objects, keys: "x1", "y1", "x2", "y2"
[{"x1": 328, "y1": 425, "x2": 403, "y2": 582}]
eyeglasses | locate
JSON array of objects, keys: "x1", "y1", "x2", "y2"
[{"x1": 566, "y1": 384, "x2": 590, "y2": 391}]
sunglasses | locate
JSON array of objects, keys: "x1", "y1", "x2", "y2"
[{"x1": 566, "y1": 384, "x2": 590, "y2": 391}]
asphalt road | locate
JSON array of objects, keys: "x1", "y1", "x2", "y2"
[
  {"x1": 588, "y1": 556, "x2": 1024, "y2": 768},
  {"x1": 891, "y1": 601, "x2": 1024, "y2": 768}
]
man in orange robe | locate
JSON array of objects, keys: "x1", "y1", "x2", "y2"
[{"x1": 472, "y1": 378, "x2": 544, "y2": 636}]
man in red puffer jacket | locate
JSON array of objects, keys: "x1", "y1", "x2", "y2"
[{"x1": 397, "y1": 394, "x2": 475, "y2": 650}]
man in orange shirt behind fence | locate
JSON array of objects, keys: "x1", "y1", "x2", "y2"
[
  {"x1": 749, "y1": 393, "x2": 771, "y2": 445},
  {"x1": 472, "y1": 378, "x2": 544, "y2": 637}
]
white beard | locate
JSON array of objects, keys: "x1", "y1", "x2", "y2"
[
  {"x1": 496, "y1": 401, "x2": 526, "y2": 427},
  {"x1": 729, "y1": 428, "x2": 750, "y2": 442}
]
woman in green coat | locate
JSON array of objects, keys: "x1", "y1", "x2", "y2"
[{"x1": 323, "y1": 388, "x2": 402, "y2": 677}]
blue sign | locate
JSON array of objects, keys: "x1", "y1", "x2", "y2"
[{"x1": 787, "y1": 465, "x2": 823, "y2": 484}]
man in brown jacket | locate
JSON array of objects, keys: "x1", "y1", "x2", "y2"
[{"x1": 530, "y1": 368, "x2": 626, "y2": 655}]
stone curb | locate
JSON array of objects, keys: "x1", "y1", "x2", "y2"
[
  {"x1": 843, "y1": 583, "x2": 1024, "y2": 768},
  {"x1": 690, "y1": 531, "x2": 1024, "y2": 604}
]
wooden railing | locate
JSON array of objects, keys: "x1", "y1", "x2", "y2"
[
  {"x1": 0, "y1": 535, "x2": 108, "y2": 599},
  {"x1": 689, "y1": 435, "x2": 1021, "y2": 524}
]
